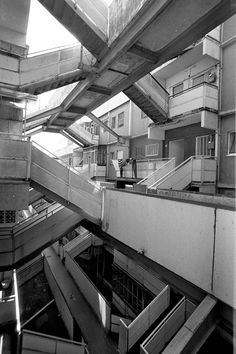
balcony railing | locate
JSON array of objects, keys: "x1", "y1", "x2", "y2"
[{"x1": 169, "y1": 82, "x2": 218, "y2": 118}]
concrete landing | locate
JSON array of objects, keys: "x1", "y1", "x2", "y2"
[{"x1": 44, "y1": 247, "x2": 117, "y2": 354}]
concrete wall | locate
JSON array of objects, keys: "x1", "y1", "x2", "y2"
[
  {"x1": 221, "y1": 15, "x2": 236, "y2": 112},
  {"x1": 99, "y1": 101, "x2": 130, "y2": 145},
  {"x1": 218, "y1": 15, "x2": 236, "y2": 191},
  {"x1": 103, "y1": 189, "x2": 236, "y2": 308},
  {"x1": 0, "y1": 0, "x2": 30, "y2": 48},
  {"x1": 130, "y1": 102, "x2": 152, "y2": 137}
]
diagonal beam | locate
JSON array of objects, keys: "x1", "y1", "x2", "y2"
[
  {"x1": 87, "y1": 112, "x2": 125, "y2": 144},
  {"x1": 26, "y1": 106, "x2": 62, "y2": 123}
]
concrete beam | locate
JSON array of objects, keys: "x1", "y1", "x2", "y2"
[{"x1": 87, "y1": 112, "x2": 123, "y2": 142}]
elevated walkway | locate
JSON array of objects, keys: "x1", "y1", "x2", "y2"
[
  {"x1": 0, "y1": 44, "x2": 95, "y2": 96},
  {"x1": 0, "y1": 202, "x2": 83, "y2": 270},
  {"x1": 31, "y1": 142, "x2": 102, "y2": 222},
  {"x1": 124, "y1": 74, "x2": 169, "y2": 123},
  {"x1": 0, "y1": 137, "x2": 102, "y2": 223}
]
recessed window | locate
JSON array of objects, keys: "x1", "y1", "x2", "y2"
[
  {"x1": 118, "y1": 112, "x2": 125, "y2": 128},
  {"x1": 172, "y1": 82, "x2": 183, "y2": 96},
  {"x1": 227, "y1": 131, "x2": 236, "y2": 155},
  {"x1": 145, "y1": 143, "x2": 159, "y2": 156},
  {"x1": 111, "y1": 116, "x2": 116, "y2": 129}
]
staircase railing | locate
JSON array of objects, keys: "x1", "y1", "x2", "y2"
[
  {"x1": 13, "y1": 203, "x2": 63, "y2": 236},
  {"x1": 31, "y1": 141, "x2": 101, "y2": 191},
  {"x1": 149, "y1": 156, "x2": 193, "y2": 189},
  {"x1": 138, "y1": 158, "x2": 175, "y2": 187},
  {"x1": 149, "y1": 156, "x2": 216, "y2": 190}
]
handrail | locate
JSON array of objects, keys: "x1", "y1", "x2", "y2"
[
  {"x1": 21, "y1": 329, "x2": 88, "y2": 352},
  {"x1": 149, "y1": 155, "x2": 216, "y2": 189},
  {"x1": 14, "y1": 202, "x2": 57, "y2": 228},
  {"x1": 137, "y1": 158, "x2": 174, "y2": 184},
  {"x1": 169, "y1": 81, "x2": 218, "y2": 99},
  {"x1": 13, "y1": 204, "x2": 63, "y2": 236},
  {"x1": 149, "y1": 156, "x2": 194, "y2": 189},
  {"x1": 32, "y1": 141, "x2": 101, "y2": 191}
]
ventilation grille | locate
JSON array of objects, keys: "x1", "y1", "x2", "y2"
[{"x1": 0, "y1": 210, "x2": 16, "y2": 224}]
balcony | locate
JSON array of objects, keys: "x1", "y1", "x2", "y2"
[{"x1": 169, "y1": 82, "x2": 218, "y2": 118}]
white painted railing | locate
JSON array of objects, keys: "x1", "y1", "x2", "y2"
[
  {"x1": 140, "y1": 298, "x2": 196, "y2": 353},
  {"x1": 118, "y1": 285, "x2": 170, "y2": 353},
  {"x1": 21, "y1": 329, "x2": 88, "y2": 354},
  {"x1": 64, "y1": 233, "x2": 93, "y2": 258},
  {"x1": 138, "y1": 158, "x2": 175, "y2": 187},
  {"x1": 149, "y1": 156, "x2": 216, "y2": 190}
]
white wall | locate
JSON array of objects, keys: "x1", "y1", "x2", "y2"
[{"x1": 103, "y1": 189, "x2": 236, "y2": 308}]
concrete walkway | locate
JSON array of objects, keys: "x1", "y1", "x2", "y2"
[{"x1": 44, "y1": 247, "x2": 117, "y2": 354}]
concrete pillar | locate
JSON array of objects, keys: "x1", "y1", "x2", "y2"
[
  {"x1": 0, "y1": 98, "x2": 29, "y2": 213},
  {"x1": 0, "y1": 99, "x2": 23, "y2": 138}
]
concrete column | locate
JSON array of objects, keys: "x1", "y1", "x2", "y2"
[
  {"x1": 0, "y1": 98, "x2": 29, "y2": 212},
  {"x1": 0, "y1": 99, "x2": 23, "y2": 138}
]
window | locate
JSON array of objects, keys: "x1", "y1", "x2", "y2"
[
  {"x1": 145, "y1": 143, "x2": 159, "y2": 156},
  {"x1": 104, "y1": 119, "x2": 108, "y2": 126},
  {"x1": 193, "y1": 74, "x2": 204, "y2": 87},
  {"x1": 196, "y1": 135, "x2": 215, "y2": 156},
  {"x1": 227, "y1": 131, "x2": 236, "y2": 155},
  {"x1": 112, "y1": 266, "x2": 154, "y2": 315},
  {"x1": 118, "y1": 111, "x2": 125, "y2": 128},
  {"x1": 172, "y1": 82, "x2": 183, "y2": 96},
  {"x1": 111, "y1": 116, "x2": 116, "y2": 129}
]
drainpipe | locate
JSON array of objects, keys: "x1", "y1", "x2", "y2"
[{"x1": 216, "y1": 24, "x2": 224, "y2": 190}]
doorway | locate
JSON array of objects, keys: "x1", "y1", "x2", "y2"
[{"x1": 169, "y1": 139, "x2": 185, "y2": 166}]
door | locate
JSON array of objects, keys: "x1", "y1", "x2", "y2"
[{"x1": 169, "y1": 139, "x2": 185, "y2": 166}]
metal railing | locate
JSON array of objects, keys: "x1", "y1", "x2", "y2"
[
  {"x1": 13, "y1": 203, "x2": 62, "y2": 236},
  {"x1": 149, "y1": 156, "x2": 216, "y2": 190},
  {"x1": 32, "y1": 141, "x2": 101, "y2": 191},
  {"x1": 137, "y1": 158, "x2": 175, "y2": 187}
]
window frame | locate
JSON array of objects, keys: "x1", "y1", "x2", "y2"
[
  {"x1": 227, "y1": 131, "x2": 236, "y2": 156},
  {"x1": 111, "y1": 116, "x2": 116, "y2": 129},
  {"x1": 172, "y1": 82, "x2": 184, "y2": 96},
  {"x1": 145, "y1": 143, "x2": 159, "y2": 157},
  {"x1": 117, "y1": 111, "x2": 125, "y2": 128}
]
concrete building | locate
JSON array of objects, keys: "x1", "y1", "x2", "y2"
[{"x1": 0, "y1": 1, "x2": 235, "y2": 353}]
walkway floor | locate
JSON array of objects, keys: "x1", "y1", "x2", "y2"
[{"x1": 44, "y1": 247, "x2": 118, "y2": 354}]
